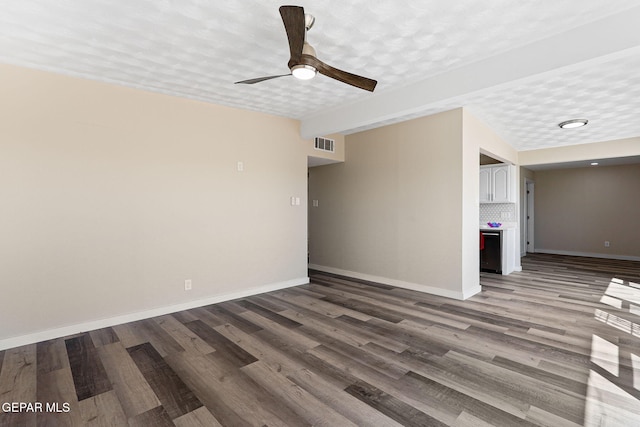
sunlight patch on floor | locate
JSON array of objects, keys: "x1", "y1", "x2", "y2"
[
  {"x1": 590, "y1": 335, "x2": 619, "y2": 377},
  {"x1": 584, "y1": 370, "x2": 640, "y2": 426},
  {"x1": 585, "y1": 277, "x2": 640, "y2": 426}
]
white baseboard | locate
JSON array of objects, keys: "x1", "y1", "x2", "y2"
[
  {"x1": 0, "y1": 277, "x2": 309, "y2": 352},
  {"x1": 309, "y1": 264, "x2": 481, "y2": 300},
  {"x1": 534, "y1": 249, "x2": 640, "y2": 262}
]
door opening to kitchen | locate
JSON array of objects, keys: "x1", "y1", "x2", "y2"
[
  {"x1": 524, "y1": 180, "x2": 535, "y2": 254},
  {"x1": 479, "y1": 151, "x2": 518, "y2": 276}
]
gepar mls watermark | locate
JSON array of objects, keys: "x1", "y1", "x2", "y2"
[{"x1": 2, "y1": 402, "x2": 71, "y2": 413}]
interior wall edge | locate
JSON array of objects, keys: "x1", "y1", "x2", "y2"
[
  {"x1": 308, "y1": 264, "x2": 481, "y2": 300},
  {"x1": 0, "y1": 276, "x2": 309, "y2": 352}
]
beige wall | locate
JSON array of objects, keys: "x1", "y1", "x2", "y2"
[
  {"x1": 0, "y1": 64, "x2": 309, "y2": 346},
  {"x1": 309, "y1": 109, "x2": 486, "y2": 299},
  {"x1": 308, "y1": 108, "x2": 520, "y2": 298},
  {"x1": 534, "y1": 164, "x2": 640, "y2": 259},
  {"x1": 519, "y1": 137, "x2": 640, "y2": 166}
]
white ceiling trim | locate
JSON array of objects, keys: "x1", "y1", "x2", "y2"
[{"x1": 300, "y1": 6, "x2": 640, "y2": 142}]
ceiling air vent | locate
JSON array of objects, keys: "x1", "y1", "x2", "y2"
[{"x1": 314, "y1": 137, "x2": 335, "y2": 153}]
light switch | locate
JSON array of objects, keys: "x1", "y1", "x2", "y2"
[
  {"x1": 295, "y1": 197, "x2": 301, "y2": 206},
  {"x1": 313, "y1": 200, "x2": 319, "y2": 207},
  {"x1": 237, "y1": 161, "x2": 244, "y2": 172}
]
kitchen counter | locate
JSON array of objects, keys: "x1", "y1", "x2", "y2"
[{"x1": 479, "y1": 222, "x2": 517, "y2": 231}]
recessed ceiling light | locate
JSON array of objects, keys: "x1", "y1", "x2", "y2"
[
  {"x1": 591, "y1": 162, "x2": 599, "y2": 166},
  {"x1": 559, "y1": 119, "x2": 588, "y2": 129}
]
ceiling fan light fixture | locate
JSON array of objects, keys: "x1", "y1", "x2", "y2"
[
  {"x1": 558, "y1": 119, "x2": 588, "y2": 129},
  {"x1": 291, "y1": 64, "x2": 317, "y2": 80}
]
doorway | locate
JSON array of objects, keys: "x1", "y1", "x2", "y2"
[{"x1": 524, "y1": 180, "x2": 535, "y2": 253}]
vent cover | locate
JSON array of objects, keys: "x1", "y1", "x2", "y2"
[{"x1": 314, "y1": 137, "x2": 335, "y2": 153}]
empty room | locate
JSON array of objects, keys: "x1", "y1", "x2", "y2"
[{"x1": 1, "y1": 1, "x2": 640, "y2": 426}]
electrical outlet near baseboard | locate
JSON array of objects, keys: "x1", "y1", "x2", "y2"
[
  {"x1": 604, "y1": 241, "x2": 610, "y2": 248},
  {"x1": 184, "y1": 279, "x2": 192, "y2": 291}
]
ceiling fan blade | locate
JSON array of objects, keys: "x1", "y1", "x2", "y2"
[
  {"x1": 279, "y1": 5, "x2": 305, "y2": 67},
  {"x1": 301, "y1": 54, "x2": 377, "y2": 92},
  {"x1": 234, "y1": 74, "x2": 291, "y2": 85}
]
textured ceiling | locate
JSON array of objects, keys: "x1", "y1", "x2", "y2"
[{"x1": 1, "y1": 1, "x2": 640, "y2": 152}]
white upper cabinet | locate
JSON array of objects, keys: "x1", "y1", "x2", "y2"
[
  {"x1": 480, "y1": 164, "x2": 515, "y2": 203},
  {"x1": 479, "y1": 167, "x2": 492, "y2": 203}
]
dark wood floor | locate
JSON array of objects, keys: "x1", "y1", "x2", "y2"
[{"x1": 1, "y1": 253, "x2": 640, "y2": 426}]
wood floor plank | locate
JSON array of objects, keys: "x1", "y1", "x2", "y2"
[
  {"x1": 398, "y1": 370, "x2": 538, "y2": 427},
  {"x1": 170, "y1": 309, "x2": 201, "y2": 324},
  {"x1": 163, "y1": 353, "x2": 255, "y2": 427},
  {"x1": 525, "y1": 405, "x2": 584, "y2": 427},
  {"x1": 242, "y1": 360, "x2": 358, "y2": 426},
  {"x1": 36, "y1": 368, "x2": 83, "y2": 426},
  {"x1": 345, "y1": 380, "x2": 448, "y2": 427},
  {"x1": 132, "y1": 318, "x2": 185, "y2": 357},
  {"x1": 96, "y1": 342, "x2": 161, "y2": 418},
  {"x1": 88, "y1": 327, "x2": 119, "y2": 348},
  {"x1": 184, "y1": 320, "x2": 258, "y2": 367},
  {"x1": 154, "y1": 315, "x2": 215, "y2": 356},
  {"x1": 77, "y1": 389, "x2": 127, "y2": 426},
  {"x1": 491, "y1": 355, "x2": 587, "y2": 396},
  {"x1": 214, "y1": 321, "x2": 353, "y2": 393},
  {"x1": 320, "y1": 294, "x2": 406, "y2": 323},
  {"x1": 453, "y1": 410, "x2": 499, "y2": 427},
  {"x1": 278, "y1": 300, "x2": 409, "y2": 352},
  {"x1": 214, "y1": 321, "x2": 403, "y2": 426},
  {"x1": 173, "y1": 406, "x2": 224, "y2": 427},
  {"x1": 433, "y1": 348, "x2": 586, "y2": 423},
  {"x1": 280, "y1": 308, "x2": 372, "y2": 349},
  {"x1": 165, "y1": 351, "x2": 309, "y2": 427},
  {"x1": 205, "y1": 305, "x2": 263, "y2": 334},
  {"x1": 0, "y1": 344, "x2": 37, "y2": 427},
  {"x1": 285, "y1": 365, "x2": 405, "y2": 427},
  {"x1": 268, "y1": 290, "x2": 374, "y2": 321},
  {"x1": 36, "y1": 338, "x2": 67, "y2": 375},
  {"x1": 248, "y1": 294, "x2": 293, "y2": 313},
  {"x1": 298, "y1": 324, "x2": 409, "y2": 380},
  {"x1": 127, "y1": 406, "x2": 174, "y2": 427},
  {"x1": 254, "y1": 328, "x2": 357, "y2": 389},
  {"x1": 338, "y1": 314, "x2": 448, "y2": 355},
  {"x1": 241, "y1": 310, "x2": 320, "y2": 351},
  {"x1": 111, "y1": 323, "x2": 147, "y2": 349},
  {"x1": 127, "y1": 342, "x2": 202, "y2": 420},
  {"x1": 64, "y1": 334, "x2": 112, "y2": 401},
  {"x1": 235, "y1": 299, "x2": 303, "y2": 329},
  {"x1": 313, "y1": 280, "x2": 472, "y2": 330}
]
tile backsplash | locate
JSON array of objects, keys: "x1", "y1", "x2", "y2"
[{"x1": 480, "y1": 203, "x2": 516, "y2": 222}]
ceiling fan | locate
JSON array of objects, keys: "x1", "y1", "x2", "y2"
[{"x1": 235, "y1": 5, "x2": 377, "y2": 92}]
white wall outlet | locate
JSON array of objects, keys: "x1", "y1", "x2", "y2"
[
  {"x1": 501, "y1": 212, "x2": 511, "y2": 219},
  {"x1": 604, "y1": 241, "x2": 610, "y2": 248},
  {"x1": 237, "y1": 161, "x2": 244, "y2": 172},
  {"x1": 184, "y1": 279, "x2": 192, "y2": 290},
  {"x1": 312, "y1": 199, "x2": 319, "y2": 207}
]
